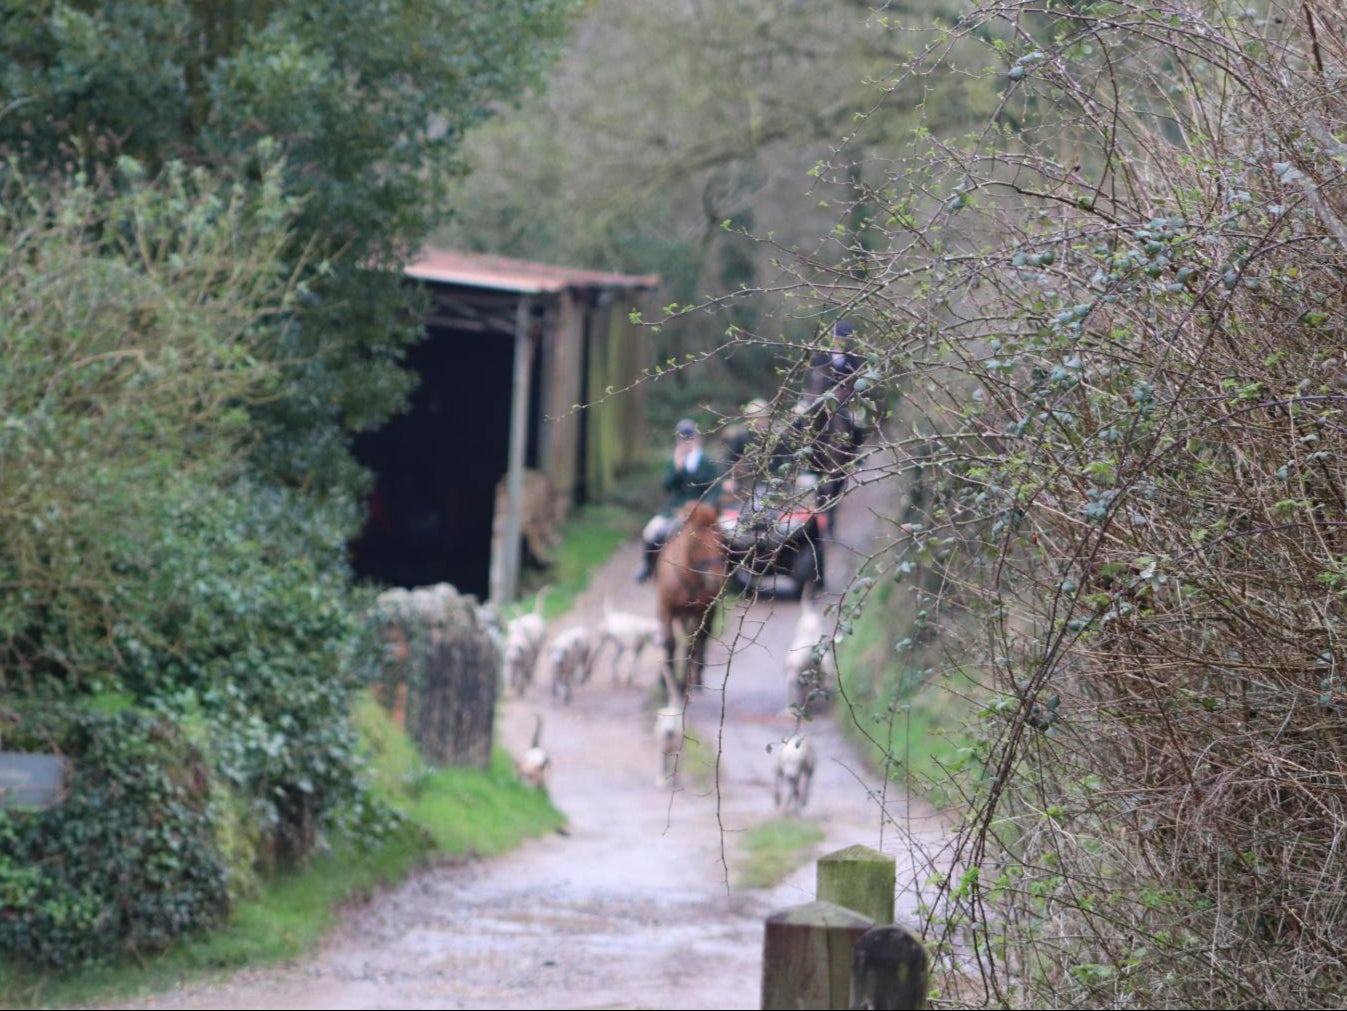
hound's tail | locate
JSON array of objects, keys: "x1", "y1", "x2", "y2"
[{"x1": 530, "y1": 712, "x2": 544, "y2": 749}]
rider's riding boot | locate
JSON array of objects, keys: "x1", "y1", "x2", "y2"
[
  {"x1": 634, "y1": 540, "x2": 654, "y2": 583},
  {"x1": 634, "y1": 538, "x2": 660, "y2": 583}
]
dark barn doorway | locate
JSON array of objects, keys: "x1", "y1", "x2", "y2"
[{"x1": 350, "y1": 321, "x2": 524, "y2": 599}]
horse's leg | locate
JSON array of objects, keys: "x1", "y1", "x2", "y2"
[
  {"x1": 688, "y1": 607, "x2": 714, "y2": 691},
  {"x1": 685, "y1": 623, "x2": 701, "y2": 691},
  {"x1": 662, "y1": 624, "x2": 680, "y2": 701}
]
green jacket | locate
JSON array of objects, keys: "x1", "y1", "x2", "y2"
[{"x1": 661, "y1": 450, "x2": 723, "y2": 510}]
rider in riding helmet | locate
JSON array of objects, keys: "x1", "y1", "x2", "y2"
[
  {"x1": 794, "y1": 318, "x2": 869, "y2": 520},
  {"x1": 804, "y1": 318, "x2": 863, "y2": 402},
  {"x1": 723, "y1": 397, "x2": 800, "y2": 501},
  {"x1": 634, "y1": 418, "x2": 724, "y2": 583}
]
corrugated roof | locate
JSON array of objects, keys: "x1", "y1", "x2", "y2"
[{"x1": 406, "y1": 246, "x2": 660, "y2": 294}]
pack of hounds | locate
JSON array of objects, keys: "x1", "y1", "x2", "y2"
[{"x1": 505, "y1": 590, "x2": 831, "y2": 817}]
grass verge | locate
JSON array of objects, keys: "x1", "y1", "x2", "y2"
[
  {"x1": 832, "y1": 577, "x2": 983, "y2": 811},
  {"x1": 736, "y1": 817, "x2": 827, "y2": 890},
  {"x1": 515, "y1": 496, "x2": 651, "y2": 623}
]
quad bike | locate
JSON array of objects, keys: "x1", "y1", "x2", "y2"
[{"x1": 718, "y1": 472, "x2": 827, "y2": 600}]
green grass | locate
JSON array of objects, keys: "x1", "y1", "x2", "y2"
[
  {"x1": 514, "y1": 497, "x2": 649, "y2": 623},
  {"x1": 736, "y1": 817, "x2": 827, "y2": 890},
  {"x1": 832, "y1": 578, "x2": 983, "y2": 811},
  {"x1": 353, "y1": 692, "x2": 566, "y2": 855},
  {"x1": 405, "y1": 755, "x2": 565, "y2": 856}
]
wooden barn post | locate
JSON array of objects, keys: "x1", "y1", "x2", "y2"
[{"x1": 494, "y1": 296, "x2": 534, "y2": 608}]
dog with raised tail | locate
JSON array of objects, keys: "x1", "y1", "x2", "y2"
[
  {"x1": 653, "y1": 668, "x2": 686, "y2": 788},
  {"x1": 784, "y1": 595, "x2": 837, "y2": 715},
  {"x1": 773, "y1": 733, "x2": 816, "y2": 814},
  {"x1": 503, "y1": 588, "x2": 550, "y2": 697},
  {"x1": 516, "y1": 714, "x2": 550, "y2": 790}
]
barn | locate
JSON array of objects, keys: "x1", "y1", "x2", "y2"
[{"x1": 349, "y1": 247, "x2": 660, "y2": 605}]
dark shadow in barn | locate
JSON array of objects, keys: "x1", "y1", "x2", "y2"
[{"x1": 348, "y1": 318, "x2": 541, "y2": 600}]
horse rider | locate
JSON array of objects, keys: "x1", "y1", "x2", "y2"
[
  {"x1": 794, "y1": 318, "x2": 869, "y2": 517},
  {"x1": 722, "y1": 398, "x2": 769, "y2": 497},
  {"x1": 634, "y1": 418, "x2": 724, "y2": 584},
  {"x1": 803, "y1": 318, "x2": 864, "y2": 405}
]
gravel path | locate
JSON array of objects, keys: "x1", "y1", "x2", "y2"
[{"x1": 100, "y1": 476, "x2": 950, "y2": 1011}]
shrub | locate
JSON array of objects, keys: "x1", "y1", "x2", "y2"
[
  {"x1": 0, "y1": 707, "x2": 228, "y2": 969},
  {"x1": 738, "y1": 1, "x2": 1347, "y2": 1005},
  {"x1": 0, "y1": 159, "x2": 386, "y2": 965}
]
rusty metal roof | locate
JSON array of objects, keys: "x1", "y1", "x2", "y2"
[{"x1": 406, "y1": 246, "x2": 660, "y2": 294}]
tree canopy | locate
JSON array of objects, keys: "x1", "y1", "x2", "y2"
[{"x1": 1, "y1": 0, "x2": 585, "y2": 490}]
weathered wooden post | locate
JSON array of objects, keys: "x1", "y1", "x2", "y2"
[
  {"x1": 817, "y1": 844, "x2": 896, "y2": 925},
  {"x1": 766, "y1": 844, "x2": 929, "y2": 1009},
  {"x1": 849, "y1": 924, "x2": 929, "y2": 1010},
  {"x1": 761, "y1": 900, "x2": 873, "y2": 1010}
]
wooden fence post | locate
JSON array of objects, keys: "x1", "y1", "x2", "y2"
[
  {"x1": 849, "y1": 924, "x2": 929, "y2": 1010},
  {"x1": 817, "y1": 844, "x2": 896, "y2": 925},
  {"x1": 761, "y1": 900, "x2": 873, "y2": 1010}
]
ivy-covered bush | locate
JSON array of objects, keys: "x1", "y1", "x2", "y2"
[
  {"x1": 0, "y1": 159, "x2": 387, "y2": 966},
  {"x1": 0, "y1": 707, "x2": 227, "y2": 969},
  {"x1": 111, "y1": 477, "x2": 379, "y2": 865}
]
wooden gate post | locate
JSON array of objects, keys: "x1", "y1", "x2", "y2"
[
  {"x1": 849, "y1": 924, "x2": 929, "y2": 1010},
  {"x1": 817, "y1": 844, "x2": 896, "y2": 925},
  {"x1": 761, "y1": 900, "x2": 873, "y2": 1010}
]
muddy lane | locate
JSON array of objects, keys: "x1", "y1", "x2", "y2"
[{"x1": 100, "y1": 480, "x2": 949, "y2": 1011}]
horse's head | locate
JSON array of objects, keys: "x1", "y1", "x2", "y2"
[{"x1": 680, "y1": 500, "x2": 720, "y2": 529}]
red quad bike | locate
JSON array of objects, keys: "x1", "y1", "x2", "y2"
[{"x1": 718, "y1": 472, "x2": 827, "y2": 600}]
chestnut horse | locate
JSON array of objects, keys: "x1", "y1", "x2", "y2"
[{"x1": 654, "y1": 500, "x2": 728, "y2": 693}]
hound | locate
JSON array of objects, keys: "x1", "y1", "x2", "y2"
[
  {"x1": 502, "y1": 588, "x2": 551, "y2": 696},
  {"x1": 773, "y1": 734, "x2": 816, "y2": 814},
  {"x1": 546, "y1": 624, "x2": 593, "y2": 704},
  {"x1": 503, "y1": 611, "x2": 547, "y2": 697},
  {"x1": 784, "y1": 597, "x2": 836, "y2": 714},
  {"x1": 516, "y1": 714, "x2": 550, "y2": 790},
  {"x1": 594, "y1": 602, "x2": 664, "y2": 686}
]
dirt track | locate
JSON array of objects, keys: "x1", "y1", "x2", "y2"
[{"x1": 101, "y1": 475, "x2": 950, "y2": 1011}]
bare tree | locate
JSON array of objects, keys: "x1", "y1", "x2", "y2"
[{"x1": 736, "y1": 1, "x2": 1347, "y2": 1007}]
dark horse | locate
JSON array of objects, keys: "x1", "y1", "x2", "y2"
[
  {"x1": 654, "y1": 500, "x2": 728, "y2": 694},
  {"x1": 792, "y1": 393, "x2": 865, "y2": 522}
]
